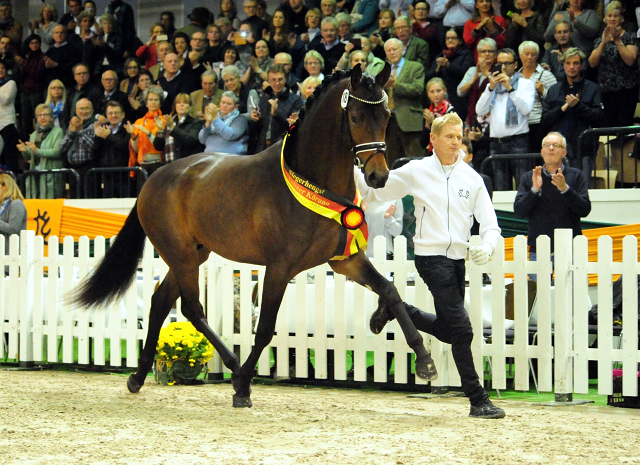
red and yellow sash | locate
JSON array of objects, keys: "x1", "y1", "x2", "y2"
[{"x1": 280, "y1": 134, "x2": 368, "y2": 260}]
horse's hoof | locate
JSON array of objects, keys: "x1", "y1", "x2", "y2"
[
  {"x1": 232, "y1": 395, "x2": 253, "y2": 408},
  {"x1": 127, "y1": 374, "x2": 143, "y2": 393},
  {"x1": 415, "y1": 355, "x2": 438, "y2": 381}
]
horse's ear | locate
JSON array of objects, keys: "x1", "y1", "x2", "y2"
[
  {"x1": 350, "y1": 65, "x2": 363, "y2": 90},
  {"x1": 376, "y1": 63, "x2": 391, "y2": 89}
]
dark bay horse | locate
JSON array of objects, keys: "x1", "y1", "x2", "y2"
[{"x1": 71, "y1": 65, "x2": 437, "y2": 407}]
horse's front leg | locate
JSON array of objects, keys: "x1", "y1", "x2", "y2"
[
  {"x1": 232, "y1": 266, "x2": 290, "y2": 408},
  {"x1": 329, "y1": 252, "x2": 437, "y2": 381}
]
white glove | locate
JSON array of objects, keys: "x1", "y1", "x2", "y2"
[{"x1": 470, "y1": 244, "x2": 492, "y2": 265}]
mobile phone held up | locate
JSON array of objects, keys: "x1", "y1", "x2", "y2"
[
  {"x1": 490, "y1": 62, "x2": 502, "y2": 75},
  {"x1": 350, "y1": 38, "x2": 361, "y2": 51},
  {"x1": 234, "y1": 31, "x2": 248, "y2": 45}
]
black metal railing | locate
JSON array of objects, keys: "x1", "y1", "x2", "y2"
[
  {"x1": 18, "y1": 169, "x2": 81, "y2": 199},
  {"x1": 480, "y1": 153, "x2": 543, "y2": 178},
  {"x1": 84, "y1": 167, "x2": 149, "y2": 199}
]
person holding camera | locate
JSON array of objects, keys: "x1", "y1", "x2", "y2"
[{"x1": 476, "y1": 47, "x2": 535, "y2": 191}]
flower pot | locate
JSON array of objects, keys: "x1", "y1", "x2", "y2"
[{"x1": 155, "y1": 360, "x2": 204, "y2": 385}]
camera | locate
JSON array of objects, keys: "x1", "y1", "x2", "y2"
[
  {"x1": 490, "y1": 63, "x2": 502, "y2": 74},
  {"x1": 240, "y1": 31, "x2": 248, "y2": 38}
]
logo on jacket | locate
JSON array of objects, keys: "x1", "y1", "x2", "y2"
[{"x1": 458, "y1": 189, "x2": 469, "y2": 199}]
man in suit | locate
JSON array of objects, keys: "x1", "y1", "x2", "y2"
[
  {"x1": 96, "y1": 70, "x2": 132, "y2": 122},
  {"x1": 394, "y1": 16, "x2": 429, "y2": 71},
  {"x1": 149, "y1": 41, "x2": 173, "y2": 82},
  {"x1": 190, "y1": 70, "x2": 224, "y2": 120},
  {"x1": 383, "y1": 38, "x2": 426, "y2": 164}
]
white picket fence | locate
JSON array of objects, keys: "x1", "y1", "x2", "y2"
[{"x1": 1, "y1": 229, "x2": 639, "y2": 399}]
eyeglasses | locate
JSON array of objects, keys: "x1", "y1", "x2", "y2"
[
  {"x1": 542, "y1": 143, "x2": 565, "y2": 150},
  {"x1": 36, "y1": 113, "x2": 52, "y2": 117},
  {"x1": 497, "y1": 61, "x2": 515, "y2": 66}
]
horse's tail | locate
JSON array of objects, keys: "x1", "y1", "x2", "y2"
[{"x1": 69, "y1": 201, "x2": 147, "y2": 309}]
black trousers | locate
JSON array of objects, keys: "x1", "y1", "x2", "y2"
[{"x1": 405, "y1": 255, "x2": 487, "y2": 405}]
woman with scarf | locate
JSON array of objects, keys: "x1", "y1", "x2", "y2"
[
  {"x1": 16, "y1": 104, "x2": 64, "y2": 198},
  {"x1": 426, "y1": 27, "x2": 474, "y2": 122},
  {"x1": 0, "y1": 171, "x2": 26, "y2": 265},
  {"x1": 152, "y1": 93, "x2": 204, "y2": 163},
  {"x1": 0, "y1": 58, "x2": 21, "y2": 174},
  {"x1": 198, "y1": 91, "x2": 249, "y2": 154},
  {"x1": 43, "y1": 79, "x2": 65, "y2": 127},
  {"x1": 125, "y1": 86, "x2": 164, "y2": 176},
  {"x1": 420, "y1": 78, "x2": 457, "y2": 153}
]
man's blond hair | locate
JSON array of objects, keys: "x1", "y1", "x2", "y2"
[{"x1": 431, "y1": 112, "x2": 463, "y2": 136}]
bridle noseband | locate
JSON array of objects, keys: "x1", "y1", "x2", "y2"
[{"x1": 341, "y1": 87, "x2": 388, "y2": 172}]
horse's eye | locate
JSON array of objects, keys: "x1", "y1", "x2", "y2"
[{"x1": 350, "y1": 115, "x2": 358, "y2": 123}]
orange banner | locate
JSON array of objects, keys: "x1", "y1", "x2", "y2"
[{"x1": 24, "y1": 199, "x2": 64, "y2": 255}]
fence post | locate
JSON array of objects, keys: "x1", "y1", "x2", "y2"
[
  {"x1": 621, "y1": 235, "x2": 639, "y2": 397},
  {"x1": 18, "y1": 230, "x2": 35, "y2": 365},
  {"x1": 553, "y1": 229, "x2": 574, "y2": 401}
]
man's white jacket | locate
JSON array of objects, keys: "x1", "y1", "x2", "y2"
[{"x1": 355, "y1": 152, "x2": 501, "y2": 260}]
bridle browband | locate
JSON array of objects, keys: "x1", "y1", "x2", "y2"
[{"x1": 341, "y1": 86, "x2": 388, "y2": 172}]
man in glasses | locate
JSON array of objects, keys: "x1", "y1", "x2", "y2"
[
  {"x1": 476, "y1": 47, "x2": 535, "y2": 191},
  {"x1": 513, "y1": 131, "x2": 591, "y2": 279}
]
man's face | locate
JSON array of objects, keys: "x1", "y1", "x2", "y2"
[
  {"x1": 102, "y1": 72, "x2": 117, "y2": 92},
  {"x1": 216, "y1": 20, "x2": 232, "y2": 38},
  {"x1": 75, "y1": 99, "x2": 93, "y2": 121},
  {"x1": 69, "y1": 0, "x2": 82, "y2": 16},
  {"x1": 431, "y1": 123, "x2": 463, "y2": 160},
  {"x1": 384, "y1": 41, "x2": 402, "y2": 65},
  {"x1": 224, "y1": 74, "x2": 240, "y2": 92},
  {"x1": 164, "y1": 53, "x2": 180, "y2": 74},
  {"x1": 274, "y1": 54, "x2": 292, "y2": 74},
  {"x1": 161, "y1": 14, "x2": 173, "y2": 29},
  {"x1": 53, "y1": 26, "x2": 66, "y2": 45},
  {"x1": 202, "y1": 75, "x2": 216, "y2": 96},
  {"x1": 157, "y1": 42, "x2": 171, "y2": 60},
  {"x1": 244, "y1": 1, "x2": 257, "y2": 18},
  {"x1": 554, "y1": 23, "x2": 572, "y2": 45},
  {"x1": 268, "y1": 72, "x2": 286, "y2": 94},
  {"x1": 394, "y1": 19, "x2": 411, "y2": 42},
  {"x1": 289, "y1": 0, "x2": 303, "y2": 10},
  {"x1": 541, "y1": 134, "x2": 567, "y2": 166},
  {"x1": 563, "y1": 54, "x2": 582, "y2": 80},
  {"x1": 0, "y1": 5, "x2": 10, "y2": 20},
  {"x1": 74, "y1": 65, "x2": 90, "y2": 86},
  {"x1": 0, "y1": 37, "x2": 10, "y2": 53},
  {"x1": 106, "y1": 105, "x2": 124, "y2": 126},
  {"x1": 321, "y1": 23, "x2": 337, "y2": 43},
  {"x1": 191, "y1": 32, "x2": 207, "y2": 52},
  {"x1": 496, "y1": 52, "x2": 517, "y2": 78}
]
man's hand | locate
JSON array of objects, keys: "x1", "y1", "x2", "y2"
[
  {"x1": 465, "y1": 126, "x2": 483, "y2": 142},
  {"x1": 532, "y1": 165, "x2": 543, "y2": 191},
  {"x1": 565, "y1": 93, "x2": 580, "y2": 107},
  {"x1": 385, "y1": 75, "x2": 396, "y2": 89},
  {"x1": 470, "y1": 244, "x2": 492, "y2": 265},
  {"x1": 251, "y1": 107, "x2": 261, "y2": 122},
  {"x1": 268, "y1": 98, "x2": 278, "y2": 116},
  {"x1": 69, "y1": 116, "x2": 82, "y2": 132},
  {"x1": 287, "y1": 112, "x2": 299, "y2": 126},
  {"x1": 43, "y1": 56, "x2": 58, "y2": 68},
  {"x1": 94, "y1": 123, "x2": 110, "y2": 139},
  {"x1": 551, "y1": 168, "x2": 567, "y2": 191}
]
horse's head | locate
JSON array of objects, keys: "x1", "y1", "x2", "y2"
[{"x1": 344, "y1": 63, "x2": 392, "y2": 188}]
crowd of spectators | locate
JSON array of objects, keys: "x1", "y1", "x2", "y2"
[{"x1": 0, "y1": 0, "x2": 638, "y2": 196}]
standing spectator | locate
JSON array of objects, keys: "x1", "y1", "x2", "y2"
[
  {"x1": 301, "y1": 8, "x2": 322, "y2": 47},
  {"x1": 62, "y1": 63, "x2": 102, "y2": 130},
  {"x1": 17, "y1": 104, "x2": 65, "y2": 199},
  {"x1": 41, "y1": 25, "x2": 78, "y2": 88},
  {"x1": 60, "y1": 97, "x2": 98, "y2": 181},
  {"x1": 184, "y1": 31, "x2": 211, "y2": 89},
  {"x1": 426, "y1": 26, "x2": 474, "y2": 121},
  {"x1": 128, "y1": 70, "x2": 153, "y2": 120},
  {"x1": 506, "y1": 0, "x2": 546, "y2": 51},
  {"x1": 252, "y1": 64, "x2": 302, "y2": 151},
  {"x1": 125, "y1": 86, "x2": 164, "y2": 175},
  {"x1": 243, "y1": 39, "x2": 273, "y2": 94},
  {"x1": 31, "y1": 3, "x2": 58, "y2": 53},
  {"x1": 0, "y1": 36, "x2": 17, "y2": 79},
  {"x1": 379, "y1": 0, "x2": 412, "y2": 17},
  {"x1": 457, "y1": 37, "x2": 496, "y2": 126},
  {"x1": 157, "y1": 52, "x2": 192, "y2": 114},
  {"x1": 544, "y1": 0, "x2": 601, "y2": 55},
  {"x1": 220, "y1": 0, "x2": 242, "y2": 31},
  {"x1": 264, "y1": 10, "x2": 292, "y2": 57},
  {"x1": 513, "y1": 131, "x2": 591, "y2": 278},
  {"x1": 76, "y1": 11, "x2": 100, "y2": 80},
  {"x1": 463, "y1": 0, "x2": 507, "y2": 60},
  {"x1": 394, "y1": 15, "x2": 430, "y2": 69},
  {"x1": 93, "y1": 13, "x2": 125, "y2": 76},
  {"x1": 351, "y1": 0, "x2": 380, "y2": 36},
  {"x1": 178, "y1": 7, "x2": 212, "y2": 40},
  {"x1": 541, "y1": 47, "x2": 604, "y2": 183},
  {"x1": 336, "y1": 13, "x2": 354, "y2": 42},
  {"x1": 160, "y1": 11, "x2": 176, "y2": 39},
  {"x1": 92, "y1": 100, "x2": 131, "y2": 197},
  {"x1": 172, "y1": 32, "x2": 191, "y2": 65},
  {"x1": 59, "y1": 0, "x2": 83, "y2": 37},
  {"x1": 369, "y1": 9, "x2": 396, "y2": 60},
  {"x1": 541, "y1": 20, "x2": 575, "y2": 82},
  {"x1": 383, "y1": 38, "x2": 426, "y2": 163},
  {"x1": 149, "y1": 41, "x2": 173, "y2": 82},
  {"x1": 321, "y1": 0, "x2": 338, "y2": 19},
  {"x1": 204, "y1": 25, "x2": 226, "y2": 64},
  {"x1": 433, "y1": 0, "x2": 475, "y2": 29},
  {"x1": 421, "y1": 77, "x2": 456, "y2": 152},
  {"x1": 298, "y1": 75, "x2": 322, "y2": 103},
  {"x1": 106, "y1": 0, "x2": 136, "y2": 52},
  {"x1": 588, "y1": 1, "x2": 639, "y2": 128},
  {"x1": 243, "y1": 0, "x2": 269, "y2": 40},
  {"x1": 273, "y1": 52, "x2": 300, "y2": 89},
  {"x1": 0, "y1": 1, "x2": 23, "y2": 52},
  {"x1": 0, "y1": 171, "x2": 27, "y2": 259},
  {"x1": 191, "y1": 70, "x2": 224, "y2": 120},
  {"x1": 136, "y1": 23, "x2": 166, "y2": 70},
  {"x1": 44, "y1": 79, "x2": 66, "y2": 127},
  {"x1": 411, "y1": 1, "x2": 441, "y2": 57},
  {"x1": 302, "y1": 50, "x2": 325, "y2": 81},
  {"x1": 221, "y1": 65, "x2": 260, "y2": 119},
  {"x1": 120, "y1": 57, "x2": 142, "y2": 97},
  {"x1": 96, "y1": 70, "x2": 131, "y2": 120},
  {"x1": 200, "y1": 91, "x2": 250, "y2": 154},
  {"x1": 518, "y1": 41, "x2": 557, "y2": 153},
  {"x1": 0, "y1": 58, "x2": 19, "y2": 174},
  {"x1": 313, "y1": 17, "x2": 347, "y2": 75},
  {"x1": 16, "y1": 35, "x2": 46, "y2": 139},
  {"x1": 359, "y1": 112, "x2": 505, "y2": 419},
  {"x1": 281, "y1": 0, "x2": 309, "y2": 36},
  {"x1": 152, "y1": 93, "x2": 204, "y2": 162},
  {"x1": 476, "y1": 47, "x2": 536, "y2": 191}
]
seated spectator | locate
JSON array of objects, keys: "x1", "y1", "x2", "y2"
[
  {"x1": 44, "y1": 79, "x2": 66, "y2": 127},
  {"x1": 0, "y1": 170, "x2": 27, "y2": 261},
  {"x1": 303, "y1": 50, "x2": 325, "y2": 81},
  {"x1": 220, "y1": 0, "x2": 242, "y2": 32},
  {"x1": 59, "y1": 0, "x2": 82, "y2": 38},
  {"x1": 0, "y1": 59, "x2": 20, "y2": 174},
  {"x1": 213, "y1": 45, "x2": 249, "y2": 86},
  {"x1": 172, "y1": 31, "x2": 191, "y2": 66},
  {"x1": 221, "y1": 65, "x2": 260, "y2": 118},
  {"x1": 31, "y1": 3, "x2": 58, "y2": 53},
  {"x1": 153, "y1": 93, "x2": 204, "y2": 162},
  {"x1": 128, "y1": 70, "x2": 154, "y2": 120},
  {"x1": 97, "y1": 70, "x2": 131, "y2": 121},
  {"x1": 298, "y1": 75, "x2": 322, "y2": 103},
  {"x1": 426, "y1": 27, "x2": 475, "y2": 122},
  {"x1": 411, "y1": 1, "x2": 441, "y2": 58},
  {"x1": 362, "y1": 199, "x2": 404, "y2": 259},
  {"x1": 336, "y1": 13, "x2": 354, "y2": 42},
  {"x1": 350, "y1": 0, "x2": 379, "y2": 36},
  {"x1": 149, "y1": 41, "x2": 173, "y2": 82},
  {"x1": 185, "y1": 31, "x2": 212, "y2": 87},
  {"x1": 347, "y1": 49, "x2": 368, "y2": 72},
  {"x1": 300, "y1": 8, "x2": 322, "y2": 47},
  {"x1": 16, "y1": 35, "x2": 46, "y2": 139},
  {"x1": 199, "y1": 91, "x2": 249, "y2": 154},
  {"x1": 243, "y1": 39, "x2": 273, "y2": 94},
  {"x1": 336, "y1": 35, "x2": 386, "y2": 74},
  {"x1": 120, "y1": 57, "x2": 142, "y2": 97},
  {"x1": 0, "y1": 36, "x2": 17, "y2": 79},
  {"x1": 94, "y1": 13, "x2": 125, "y2": 76},
  {"x1": 125, "y1": 86, "x2": 164, "y2": 176},
  {"x1": 0, "y1": 1, "x2": 23, "y2": 52},
  {"x1": 506, "y1": 0, "x2": 546, "y2": 51},
  {"x1": 313, "y1": 17, "x2": 346, "y2": 75},
  {"x1": 321, "y1": 0, "x2": 338, "y2": 19},
  {"x1": 463, "y1": 0, "x2": 507, "y2": 61},
  {"x1": 252, "y1": 64, "x2": 302, "y2": 151},
  {"x1": 17, "y1": 104, "x2": 65, "y2": 199},
  {"x1": 215, "y1": 18, "x2": 234, "y2": 44},
  {"x1": 274, "y1": 52, "x2": 300, "y2": 89},
  {"x1": 394, "y1": 15, "x2": 430, "y2": 69},
  {"x1": 281, "y1": 0, "x2": 309, "y2": 36},
  {"x1": 379, "y1": 0, "x2": 411, "y2": 17},
  {"x1": 421, "y1": 77, "x2": 457, "y2": 152},
  {"x1": 369, "y1": 9, "x2": 395, "y2": 60},
  {"x1": 40, "y1": 24, "x2": 78, "y2": 88},
  {"x1": 159, "y1": 11, "x2": 176, "y2": 39},
  {"x1": 241, "y1": 0, "x2": 269, "y2": 41},
  {"x1": 544, "y1": 0, "x2": 600, "y2": 55},
  {"x1": 92, "y1": 100, "x2": 131, "y2": 197},
  {"x1": 60, "y1": 97, "x2": 98, "y2": 180},
  {"x1": 541, "y1": 19, "x2": 575, "y2": 82},
  {"x1": 204, "y1": 25, "x2": 227, "y2": 64},
  {"x1": 264, "y1": 9, "x2": 292, "y2": 56},
  {"x1": 157, "y1": 52, "x2": 193, "y2": 114},
  {"x1": 191, "y1": 70, "x2": 224, "y2": 120},
  {"x1": 62, "y1": 63, "x2": 102, "y2": 130},
  {"x1": 136, "y1": 23, "x2": 166, "y2": 70}
]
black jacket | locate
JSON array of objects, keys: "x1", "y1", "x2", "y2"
[
  {"x1": 93, "y1": 123, "x2": 130, "y2": 168},
  {"x1": 152, "y1": 115, "x2": 205, "y2": 160}
]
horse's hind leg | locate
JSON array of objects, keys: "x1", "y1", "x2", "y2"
[
  {"x1": 329, "y1": 252, "x2": 437, "y2": 381},
  {"x1": 128, "y1": 272, "x2": 180, "y2": 393}
]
